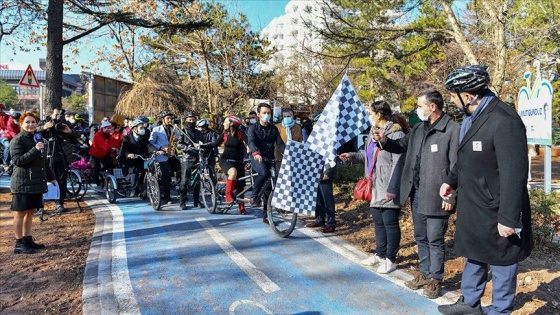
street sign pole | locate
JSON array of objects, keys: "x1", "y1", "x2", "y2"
[
  {"x1": 39, "y1": 84, "x2": 44, "y2": 121},
  {"x1": 545, "y1": 145, "x2": 551, "y2": 193}
]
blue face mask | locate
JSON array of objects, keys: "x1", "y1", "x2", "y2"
[{"x1": 282, "y1": 117, "x2": 294, "y2": 126}]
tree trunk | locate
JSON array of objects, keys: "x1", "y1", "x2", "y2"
[
  {"x1": 45, "y1": 0, "x2": 64, "y2": 112},
  {"x1": 481, "y1": 0, "x2": 512, "y2": 95},
  {"x1": 440, "y1": 1, "x2": 479, "y2": 65}
]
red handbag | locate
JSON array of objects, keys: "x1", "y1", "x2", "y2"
[{"x1": 353, "y1": 148, "x2": 379, "y2": 201}]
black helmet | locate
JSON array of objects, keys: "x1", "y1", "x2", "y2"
[
  {"x1": 11, "y1": 112, "x2": 21, "y2": 120},
  {"x1": 184, "y1": 110, "x2": 197, "y2": 119},
  {"x1": 445, "y1": 65, "x2": 490, "y2": 93},
  {"x1": 158, "y1": 110, "x2": 174, "y2": 118}
]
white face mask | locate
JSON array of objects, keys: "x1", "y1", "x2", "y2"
[
  {"x1": 249, "y1": 118, "x2": 257, "y2": 125},
  {"x1": 136, "y1": 129, "x2": 146, "y2": 136},
  {"x1": 261, "y1": 114, "x2": 270, "y2": 123},
  {"x1": 416, "y1": 107, "x2": 432, "y2": 121}
]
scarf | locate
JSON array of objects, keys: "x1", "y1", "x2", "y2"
[
  {"x1": 282, "y1": 120, "x2": 295, "y2": 141},
  {"x1": 459, "y1": 90, "x2": 495, "y2": 144}
]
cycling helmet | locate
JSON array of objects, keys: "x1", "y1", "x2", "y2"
[
  {"x1": 74, "y1": 113, "x2": 86, "y2": 122},
  {"x1": 159, "y1": 110, "x2": 174, "y2": 118},
  {"x1": 312, "y1": 112, "x2": 322, "y2": 122},
  {"x1": 445, "y1": 65, "x2": 491, "y2": 93},
  {"x1": 227, "y1": 115, "x2": 242, "y2": 126},
  {"x1": 129, "y1": 119, "x2": 144, "y2": 129},
  {"x1": 184, "y1": 110, "x2": 197, "y2": 119},
  {"x1": 197, "y1": 119, "x2": 209, "y2": 127},
  {"x1": 11, "y1": 112, "x2": 21, "y2": 120},
  {"x1": 136, "y1": 115, "x2": 149, "y2": 123},
  {"x1": 110, "y1": 113, "x2": 124, "y2": 126}
]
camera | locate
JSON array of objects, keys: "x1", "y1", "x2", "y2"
[{"x1": 52, "y1": 109, "x2": 67, "y2": 131}]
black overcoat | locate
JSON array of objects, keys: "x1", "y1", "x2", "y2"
[{"x1": 445, "y1": 98, "x2": 533, "y2": 265}]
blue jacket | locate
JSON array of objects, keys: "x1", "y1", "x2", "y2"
[{"x1": 149, "y1": 125, "x2": 178, "y2": 163}]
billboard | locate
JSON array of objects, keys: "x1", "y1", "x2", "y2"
[{"x1": 517, "y1": 67, "x2": 554, "y2": 145}]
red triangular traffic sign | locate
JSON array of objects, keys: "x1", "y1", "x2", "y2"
[{"x1": 19, "y1": 64, "x2": 40, "y2": 88}]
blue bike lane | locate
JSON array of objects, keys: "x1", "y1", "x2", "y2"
[{"x1": 73, "y1": 193, "x2": 454, "y2": 315}]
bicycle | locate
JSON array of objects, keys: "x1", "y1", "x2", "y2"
[{"x1": 217, "y1": 158, "x2": 297, "y2": 237}]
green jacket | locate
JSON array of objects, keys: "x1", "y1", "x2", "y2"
[{"x1": 10, "y1": 131, "x2": 56, "y2": 194}]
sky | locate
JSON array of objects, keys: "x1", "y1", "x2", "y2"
[{"x1": 0, "y1": 0, "x2": 290, "y2": 75}]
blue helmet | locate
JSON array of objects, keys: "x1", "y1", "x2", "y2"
[{"x1": 136, "y1": 115, "x2": 149, "y2": 123}]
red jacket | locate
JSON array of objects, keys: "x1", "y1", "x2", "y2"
[
  {"x1": 89, "y1": 130, "x2": 121, "y2": 158},
  {"x1": 1, "y1": 117, "x2": 20, "y2": 140},
  {"x1": 0, "y1": 112, "x2": 9, "y2": 131}
]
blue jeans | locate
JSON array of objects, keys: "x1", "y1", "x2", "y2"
[
  {"x1": 0, "y1": 138, "x2": 10, "y2": 165},
  {"x1": 370, "y1": 207, "x2": 401, "y2": 263},
  {"x1": 461, "y1": 259, "x2": 518, "y2": 315},
  {"x1": 411, "y1": 189, "x2": 449, "y2": 281},
  {"x1": 315, "y1": 179, "x2": 336, "y2": 227}
]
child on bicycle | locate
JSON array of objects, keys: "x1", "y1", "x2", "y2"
[{"x1": 197, "y1": 115, "x2": 247, "y2": 214}]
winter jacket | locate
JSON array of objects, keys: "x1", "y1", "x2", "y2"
[
  {"x1": 0, "y1": 112, "x2": 9, "y2": 132},
  {"x1": 10, "y1": 130, "x2": 56, "y2": 194},
  {"x1": 347, "y1": 122, "x2": 405, "y2": 209},
  {"x1": 1, "y1": 117, "x2": 20, "y2": 140},
  {"x1": 247, "y1": 123, "x2": 285, "y2": 159},
  {"x1": 381, "y1": 113, "x2": 460, "y2": 216},
  {"x1": 177, "y1": 127, "x2": 204, "y2": 161},
  {"x1": 89, "y1": 130, "x2": 120, "y2": 159},
  {"x1": 445, "y1": 98, "x2": 532, "y2": 265},
  {"x1": 275, "y1": 123, "x2": 303, "y2": 162}
]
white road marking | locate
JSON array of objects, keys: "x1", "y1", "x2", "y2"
[
  {"x1": 196, "y1": 217, "x2": 281, "y2": 294},
  {"x1": 229, "y1": 300, "x2": 273, "y2": 315}
]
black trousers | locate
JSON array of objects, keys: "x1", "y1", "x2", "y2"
[
  {"x1": 159, "y1": 157, "x2": 181, "y2": 199},
  {"x1": 179, "y1": 157, "x2": 199, "y2": 202},
  {"x1": 51, "y1": 160, "x2": 67, "y2": 205},
  {"x1": 124, "y1": 159, "x2": 146, "y2": 192},
  {"x1": 90, "y1": 156, "x2": 113, "y2": 186}
]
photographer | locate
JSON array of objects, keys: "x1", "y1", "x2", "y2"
[{"x1": 38, "y1": 108, "x2": 81, "y2": 213}]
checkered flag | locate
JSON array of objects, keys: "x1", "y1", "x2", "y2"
[
  {"x1": 271, "y1": 141, "x2": 323, "y2": 215},
  {"x1": 307, "y1": 74, "x2": 371, "y2": 161}
]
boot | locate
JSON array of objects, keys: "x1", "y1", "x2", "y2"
[
  {"x1": 225, "y1": 179, "x2": 236, "y2": 204},
  {"x1": 14, "y1": 238, "x2": 36, "y2": 254},
  {"x1": 22, "y1": 235, "x2": 46, "y2": 249},
  {"x1": 238, "y1": 194, "x2": 247, "y2": 215}
]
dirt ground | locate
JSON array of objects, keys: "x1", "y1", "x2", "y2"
[{"x1": 0, "y1": 155, "x2": 559, "y2": 314}]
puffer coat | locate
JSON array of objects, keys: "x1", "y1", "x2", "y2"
[{"x1": 10, "y1": 130, "x2": 55, "y2": 194}]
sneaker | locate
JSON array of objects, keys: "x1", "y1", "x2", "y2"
[
  {"x1": 361, "y1": 254, "x2": 384, "y2": 267},
  {"x1": 377, "y1": 258, "x2": 397, "y2": 274},
  {"x1": 437, "y1": 295, "x2": 483, "y2": 315},
  {"x1": 405, "y1": 272, "x2": 430, "y2": 290},
  {"x1": 14, "y1": 239, "x2": 36, "y2": 254},
  {"x1": 56, "y1": 204, "x2": 67, "y2": 213},
  {"x1": 22, "y1": 235, "x2": 46, "y2": 250},
  {"x1": 423, "y1": 279, "x2": 441, "y2": 299}
]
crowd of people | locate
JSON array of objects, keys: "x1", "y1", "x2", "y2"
[{"x1": 3, "y1": 65, "x2": 533, "y2": 315}]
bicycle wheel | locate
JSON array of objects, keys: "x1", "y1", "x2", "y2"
[
  {"x1": 200, "y1": 169, "x2": 217, "y2": 214},
  {"x1": 146, "y1": 173, "x2": 161, "y2": 210},
  {"x1": 267, "y1": 192, "x2": 297, "y2": 238},
  {"x1": 105, "y1": 177, "x2": 117, "y2": 203},
  {"x1": 66, "y1": 169, "x2": 86, "y2": 201}
]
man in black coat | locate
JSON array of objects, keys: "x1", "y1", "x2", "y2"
[
  {"x1": 177, "y1": 111, "x2": 204, "y2": 210},
  {"x1": 438, "y1": 66, "x2": 533, "y2": 315},
  {"x1": 373, "y1": 89, "x2": 460, "y2": 299},
  {"x1": 121, "y1": 119, "x2": 150, "y2": 197}
]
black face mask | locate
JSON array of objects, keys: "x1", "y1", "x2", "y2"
[{"x1": 185, "y1": 122, "x2": 195, "y2": 130}]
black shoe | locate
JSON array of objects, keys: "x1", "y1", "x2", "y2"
[
  {"x1": 22, "y1": 235, "x2": 46, "y2": 249},
  {"x1": 14, "y1": 239, "x2": 36, "y2": 254},
  {"x1": 437, "y1": 296, "x2": 483, "y2": 315},
  {"x1": 56, "y1": 204, "x2": 67, "y2": 213},
  {"x1": 180, "y1": 202, "x2": 187, "y2": 210},
  {"x1": 250, "y1": 198, "x2": 261, "y2": 208},
  {"x1": 193, "y1": 200, "x2": 200, "y2": 208},
  {"x1": 262, "y1": 216, "x2": 269, "y2": 224}
]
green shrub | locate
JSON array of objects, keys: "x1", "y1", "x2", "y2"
[
  {"x1": 333, "y1": 163, "x2": 364, "y2": 197},
  {"x1": 529, "y1": 189, "x2": 560, "y2": 247}
]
